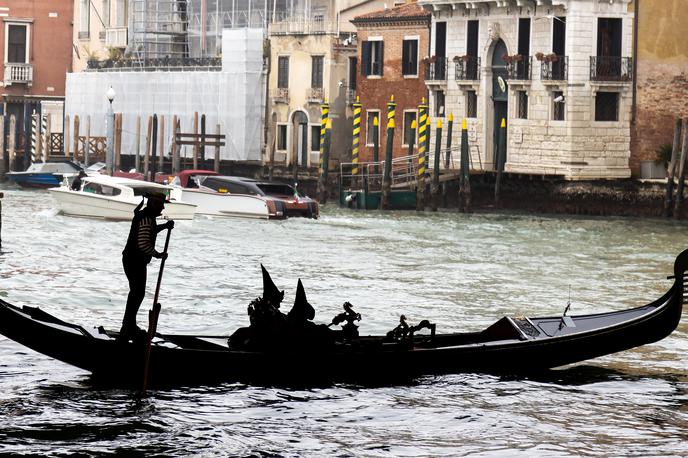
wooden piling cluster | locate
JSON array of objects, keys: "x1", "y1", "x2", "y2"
[
  {"x1": 665, "y1": 118, "x2": 688, "y2": 219},
  {"x1": 58, "y1": 111, "x2": 224, "y2": 180}
]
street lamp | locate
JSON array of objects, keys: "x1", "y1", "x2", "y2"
[{"x1": 105, "y1": 86, "x2": 116, "y2": 176}]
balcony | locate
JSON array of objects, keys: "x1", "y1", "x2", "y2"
[
  {"x1": 506, "y1": 56, "x2": 532, "y2": 81},
  {"x1": 424, "y1": 58, "x2": 448, "y2": 84},
  {"x1": 307, "y1": 87, "x2": 324, "y2": 103},
  {"x1": 4, "y1": 63, "x2": 33, "y2": 86},
  {"x1": 454, "y1": 56, "x2": 480, "y2": 81},
  {"x1": 85, "y1": 57, "x2": 222, "y2": 71},
  {"x1": 272, "y1": 87, "x2": 289, "y2": 104},
  {"x1": 540, "y1": 55, "x2": 568, "y2": 81},
  {"x1": 590, "y1": 56, "x2": 633, "y2": 82},
  {"x1": 105, "y1": 26, "x2": 128, "y2": 48},
  {"x1": 346, "y1": 87, "x2": 357, "y2": 105}
]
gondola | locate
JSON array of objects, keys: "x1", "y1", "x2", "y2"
[{"x1": 0, "y1": 250, "x2": 686, "y2": 386}]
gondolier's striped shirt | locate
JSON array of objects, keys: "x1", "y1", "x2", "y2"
[{"x1": 123, "y1": 212, "x2": 161, "y2": 263}]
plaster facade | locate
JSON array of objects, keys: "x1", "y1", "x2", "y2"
[{"x1": 419, "y1": 0, "x2": 634, "y2": 180}]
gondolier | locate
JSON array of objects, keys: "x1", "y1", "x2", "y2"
[{"x1": 119, "y1": 194, "x2": 173, "y2": 342}]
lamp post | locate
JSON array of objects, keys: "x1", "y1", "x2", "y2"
[{"x1": 106, "y1": 86, "x2": 116, "y2": 176}]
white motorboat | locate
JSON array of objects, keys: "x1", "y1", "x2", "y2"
[{"x1": 49, "y1": 175, "x2": 196, "y2": 221}]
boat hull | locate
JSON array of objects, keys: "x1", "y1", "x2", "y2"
[
  {"x1": 7, "y1": 172, "x2": 65, "y2": 188},
  {"x1": 180, "y1": 189, "x2": 277, "y2": 219},
  {"x1": 49, "y1": 188, "x2": 196, "y2": 220}
]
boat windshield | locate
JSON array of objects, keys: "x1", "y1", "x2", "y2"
[
  {"x1": 83, "y1": 182, "x2": 122, "y2": 196},
  {"x1": 130, "y1": 186, "x2": 170, "y2": 197},
  {"x1": 257, "y1": 183, "x2": 299, "y2": 197}
]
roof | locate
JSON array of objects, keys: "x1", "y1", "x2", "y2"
[{"x1": 351, "y1": 2, "x2": 430, "y2": 24}]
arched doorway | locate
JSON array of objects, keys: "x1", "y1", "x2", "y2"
[
  {"x1": 291, "y1": 111, "x2": 309, "y2": 168},
  {"x1": 491, "y1": 39, "x2": 508, "y2": 169}
]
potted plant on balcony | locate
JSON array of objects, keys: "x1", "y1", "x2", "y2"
[
  {"x1": 535, "y1": 52, "x2": 545, "y2": 61},
  {"x1": 83, "y1": 46, "x2": 100, "y2": 69},
  {"x1": 545, "y1": 54, "x2": 559, "y2": 63}
]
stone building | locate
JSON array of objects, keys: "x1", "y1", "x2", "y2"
[
  {"x1": 630, "y1": 0, "x2": 688, "y2": 178},
  {"x1": 351, "y1": 2, "x2": 431, "y2": 163},
  {"x1": 418, "y1": 0, "x2": 634, "y2": 180},
  {"x1": 267, "y1": 0, "x2": 387, "y2": 170},
  {"x1": 1, "y1": 0, "x2": 73, "y2": 165}
]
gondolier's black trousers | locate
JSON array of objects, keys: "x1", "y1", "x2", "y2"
[{"x1": 120, "y1": 256, "x2": 148, "y2": 337}]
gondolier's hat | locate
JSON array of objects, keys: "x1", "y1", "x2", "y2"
[{"x1": 261, "y1": 264, "x2": 284, "y2": 307}]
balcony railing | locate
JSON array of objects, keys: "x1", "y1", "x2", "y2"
[
  {"x1": 307, "y1": 87, "x2": 324, "y2": 102},
  {"x1": 590, "y1": 56, "x2": 633, "y2": 82},
  {"x1": 540, "y1": 55, "x2": 568, "y2": 81},
  {"x1": 270, "y1": 17, "x2": 336, "y2": 35},
  {"x1": 346, "y1": 87, "x2": 357, "y2": 105},
  {"x1": 424, "y1": 58, "x2": 448, "y2": 81},
  {"x1": 105, "y1": 26, "x2": 128, "y2": 48},
  {"x1": 454, "y1": 56, "x2": 480, "y2": 80},
  {"x1": 4, "y1": 63, "x2": 33, "y2": 85},
  {"x1": 85, "y1": 57, "x2": 222, "y2": 71},
  {"x1": 272, "y1": 87, "x2": 289, "y2": 103},
  {"x1": 506, "y1": 56, "x2": 532, "y2": 80}
]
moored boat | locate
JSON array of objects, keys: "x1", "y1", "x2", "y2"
[
  {"x1": 6, "y1": 161, "x2": 83, "y2": 188},
  {"x1": 48, "y1": 175, "x2": 196, "y2": 221},
  {"x1": 0, "y1": 250, "x2": 685, "y2": 386}
]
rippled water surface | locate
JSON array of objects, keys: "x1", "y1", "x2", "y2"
[{"x1": 0, "y1": 187, "x2": 686, "y2": 456}]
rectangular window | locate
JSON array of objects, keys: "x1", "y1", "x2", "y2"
[
  {"x1": 518, "y1": 18, "x2": 531, "y2": 57},
  {"x1": 277, "y1": 124, "x2": 288, "y2": 151},
  {"x1": 553, "y1": 16, "x2": 566, "y2": 56},
  {"x1": 277, "y1": 56, "x2": 289, "y2": 88},
  {"x1": 361, "y1": 40, "x2": 383, "y2": 76},
  {"x1": 402, "y1": 39, "x2": 418, "y2": 76},
  {"x1": 435, "y1": 90, "x2": 445, "y2": 117},
  {"x1": 517, "y1": 91, "x2": 528, "y2": 119},
  {"x1": 552, "y1": 91, "x2": 565, "y2": 121},
  {"x1": 467, "y1": 20, "x2": 479, "y2": 57},
  {"x1": 466, "y1": 90, "x2": 477, "y2": 118},
  {"x1": 79, "y1": 0, "x2": 90, "y2": 37},
  {"x1": 115, "y1": 0, "x2": 126, "y2": 26},
  {"x1": 402, "y1": 111, "x2": 417, "y2": 147},
  {"x1": 311, "y1": 55, "x2": 324, "y2": 88},
  {"x1": 310, "y1": 125, "x2": 321, "y2": 151},
  {"x1": 7, "y1": 24, "x2": 28, "y2": 63},
  {"x1": 348, "y1": 56, "x2": 357, "y2": 89},
  {"x1": 102, "y1": 0, "x2": 111, "y2": 27},
  {"x1": 597, "y1": 18, "x2": 622, "y2": 57},
  {"x1": 595, "y1": 92, "x2": 619, "y2": 121},
  {"x1": 366, "y1": 110, "x2": 380, "y2": 146}
]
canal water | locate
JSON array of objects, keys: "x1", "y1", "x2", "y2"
[{"x1": 0, "y1": 187, "x2": 686, "y2": 456}]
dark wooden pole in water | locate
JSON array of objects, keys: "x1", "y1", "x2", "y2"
[
  {"x1": 8, "y1": 115, "x2": 16, "y2": 172},
  {"x1": 0, "y1": 115, "x2": 5, "y2": 181},
  {"x1": 151, "y1": 114, "x2": 158, "y2": 181},
  {"x1": 442, "y1": 113, "x2": 453, "y2": 206},
  {"x1": 135, "y1": 116, "x2": 142, "y2": 173},
  {"x1": 416, "y1": 98, "x2": 428, "y2": 211},
  {"x1": 494, "y1": 118, "x2": 506, "y2": 204},
  {"x1": 193, "y1": 112, "x2": 199, "y2": 169},
  {"x1": 673, "y1": 118, "x2": 688, "y2": 219},
  {"x1": 381, "y1": 118, "x2": 395, "y2": 210},
  {"x1": 664, "y1": 119, "x2": 682, "y2": 217},
  {"x1": 214, "y1": 123, "x2": 221, "y2": 173},
  {"x1": 0, "y1": 192, "x2": 3, "y2": 249},
  {"x1": 158, "y1": 114, "x2": 165, "y2": 173},
  {"x1": 141, "y1": 227, "x2": 173, "y2": 394},
  {"x1": 372, "y1": 116, "x2": 380, "y2": 175},
  {"x1": 144, "y1": 116, "x2": 152, "y2": 179},
  {"x1": 72, "y1": 115, "x2": 80, "y2": 164},
  {"x1": 200, "y1": 114, "x2": 206, "y2": 168},
  {"x1": 318, "y1": 118, "x2": 332, "y2": 204},
  {"x1": 431, "y1": 119, "x2": 443, "y2": 211},
  {"x1": 173, "y1": 117, "x2": 181, "y2": 174},
  {"x1": 459, "y1": 118, "x2": 472, "y2": 212}
]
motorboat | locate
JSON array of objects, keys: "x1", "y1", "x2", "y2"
[
  {"x1": 0, "y1": 250, "x2": 685, "y2": 386},
  {"x1": 84, "y1": 162, "x2": 145, "y2": 181},
  {"x1": 170, "y1": 170, "x2": 319, "y2": 219},
  {"x1": 6, "y1": 161, "x2": 83, "y2": 188},
  {"x1": 48, "y1": 174, "x2": 196, "y2": 221}
]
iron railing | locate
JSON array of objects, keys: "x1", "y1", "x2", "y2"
[
  {"x1": 590, "y1": 56, "x2": 633, "y2": 82},
  {"x1": 424, "y1": 58, "x2": 448, "y2": 81},
  {"x1": 272, "y1": 87, "x2": 289, "y2": 103},
  {"x1": 346, "y1": 88, "x2": 357, "y2": 105},
  {"x1": 455, "y1": 56, "x2": 480, "y2": 80},
  {"x1": 507, "y1": 57, "x2": 532, "y2": 80},
  {"x1": 307, "y1": 87, "x2": 324, "y2": 102},
  {"x1": 540, "y1": 55, "x2": 568, "y2": 81},
  {"x1": 85, "y1": 57, "x2": 222, "y2": 71}
]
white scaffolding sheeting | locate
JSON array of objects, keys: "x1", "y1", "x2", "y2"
[{"x1": 65, "y1": 29, "x2": 264, "y2": 162}]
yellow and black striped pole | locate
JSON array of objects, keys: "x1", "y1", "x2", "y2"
[
  {"x1": 416, "y1": 97, "x2": 428, "y2": 211},
  {"x1": 372, "y1": 115, "x2": 380, "y2": 174},
  {"x1": 387, "y1": 94, "x2": 396, "y2": 125},
  {"x1": 319, "y1": 99, "x2": 330, "y2": 176},
  {"x1": 351, "y1": 96, "x2": 361, "y2": 180}
]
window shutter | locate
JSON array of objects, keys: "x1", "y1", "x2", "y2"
[
  {"x1": 402, "y1": 40, "x2": 409, "y2": 75},
  {"x1": 361, "y1": 41, "x2": 371, "y2": 76},
  {"x1": 379, "y1": 42, "x2": 384, "y2": 76}
]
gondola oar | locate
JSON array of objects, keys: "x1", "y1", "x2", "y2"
[{"x1": 141, "y1": 225, "x2": 173, "y2": 395}]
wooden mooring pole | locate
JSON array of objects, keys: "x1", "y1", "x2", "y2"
[
  {"x1": 673, "y1": 118, "x2": 688, "y2": 219},
  {"x1": 664, "y1": 119, "x2": 682, "y2": 217},
  {"x1": 318, "y1": 119, "x2": 332, "y2": 204},
  {"x1": 0, "y1": 115, "x2": 5, "y2": 180},
  {"x1": 431, "y1": 119, "x2": 443, "y2": 212},
  {"x1": 8, "y1": 115, "x2": 16, "y2": 171},
  {"x1": 158, "y1": 114, "x2": 165, "y2": 173},
  {"x1": 494, "y1": 118, "x2": 506, "y2": 205},
  {"x1": 459, "y1": 118, "x2": 472, "y2": 212},
  {"x1": 214, "y1": 123, "x2": 221, "y2": 173},
  {"x1": 381, "y1": 118, "x2": 395, "y2": 210},
  {"x1": 0, "y1": 192, "x2": 3, "y2": 249},
  {"x1": 442, "y1": 113, "x2": 454, "y2": 206},
  {"x1": 135, "y1": 116, "x2": 141, "y2": 173},
  {"x1": 193, "y1": 112, "x2": 199, "y2": 169},
  {"x1": 144, "y1": 116, "x2": 152, "y2": 179},
  {"x1": 416, "y1": 98, "x2": 428, "y2": 211},
  {"x1": 72, "y1": 115, "x2": 79, "y2": 163}
]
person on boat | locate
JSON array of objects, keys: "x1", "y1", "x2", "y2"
[
  {"x1": 119, "y1": 193, "x2": 173, "y2": 342},
  {"x1": 70, "y1": 170, "x2": 87, "y2": 191}
]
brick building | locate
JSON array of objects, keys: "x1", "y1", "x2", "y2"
[
  {"x1": 351, "y1": 2, "x2": 431, "y2": 163},
  {"x1": 418, "y1": 0, "x2": 634, "y2": 180},
  {"x1": 630, "y1": 0, "x2": 688, "y2": 178},
  {"x1": 1, "y1": 0, "x2": 73, "y2": 166}
]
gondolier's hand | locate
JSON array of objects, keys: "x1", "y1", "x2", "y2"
[
  {"x1": 154, "y1": 251, "x2": 168, "y2": 260},
  {"x1": 164, "y1": 220, "x2": 175, "y2": 230}
]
